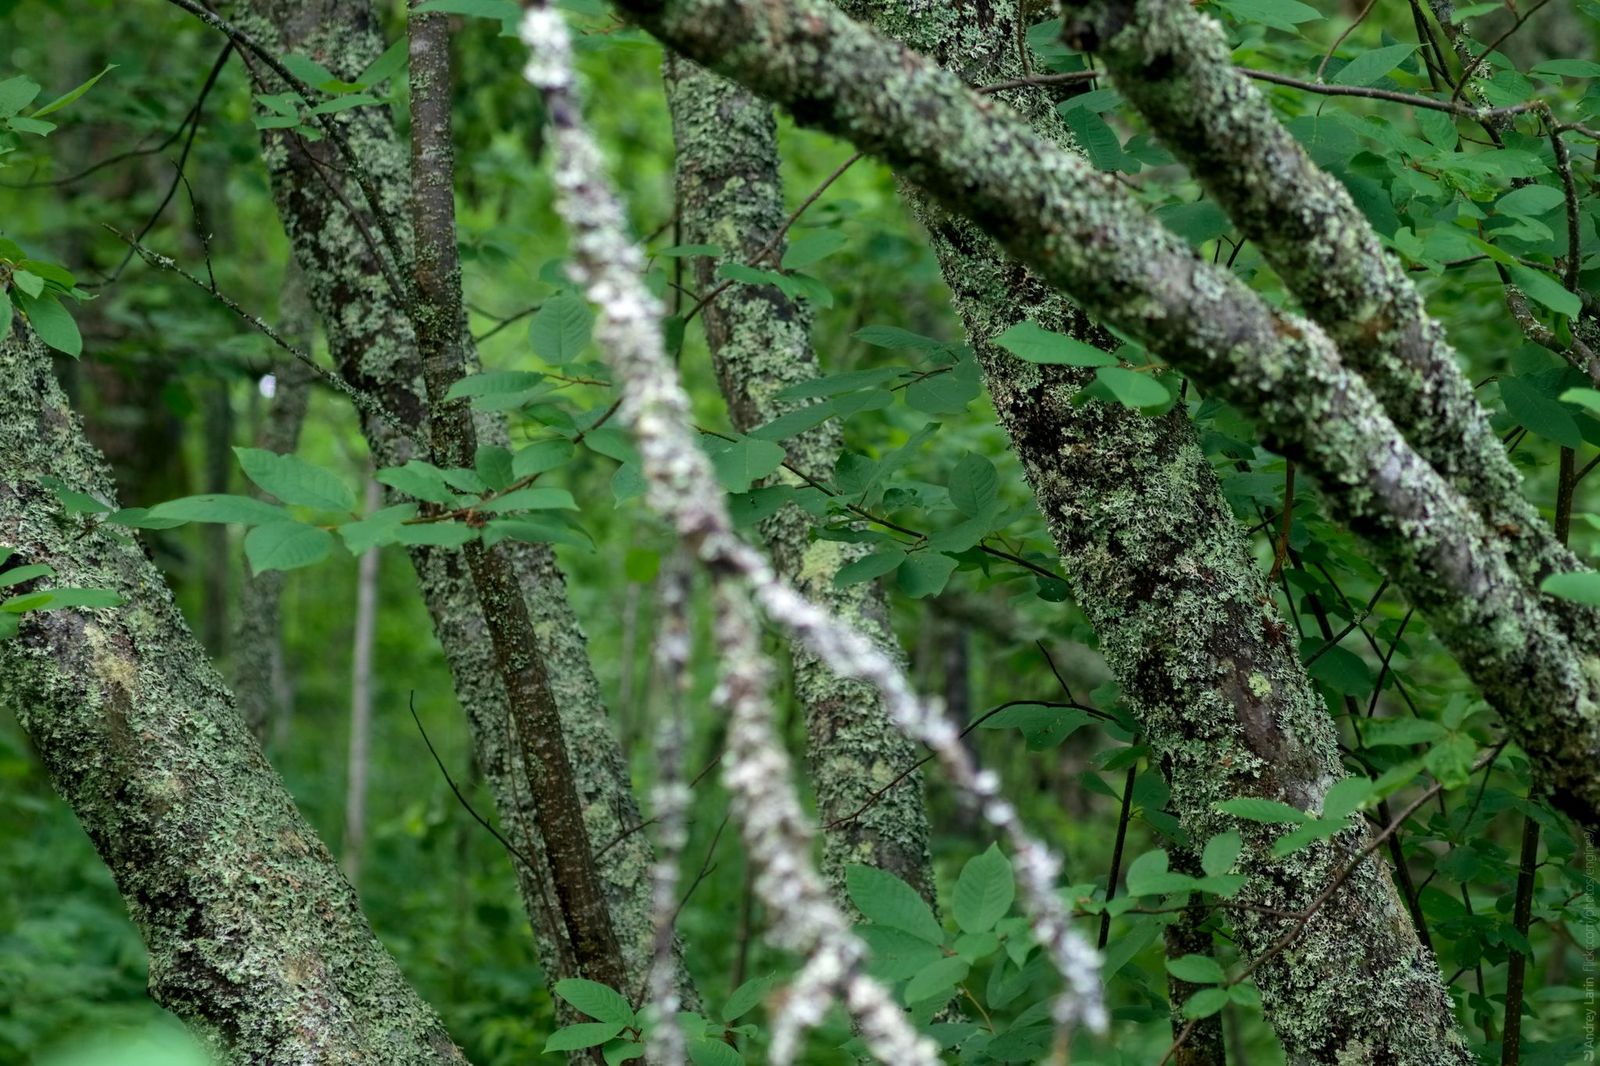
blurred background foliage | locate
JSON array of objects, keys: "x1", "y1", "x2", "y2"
[{"x1": 2, "y1": 0, "x2": 1599, "y2": 1061}]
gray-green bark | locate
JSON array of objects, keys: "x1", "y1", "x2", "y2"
[
  {"x1": 233, "y1": 263, "x2": 313, "y2": 742},
  {"x1": 662, "y1": 56, "x2": 935, "y2": 905},
  {"x1": 0, "y1": 325, "x2": 465, "y2": 1065},
  {"x1": 685, "y1": 0, "x2": 1468, "y2": 1058},
  {"x1": 1066, "y1": 0, "x2": 1597, "y2": 644},
  {"x1": 612, "y1": 0, "x2": 1600, "y2": 836},
  {"x1": 229, "y1": 0, "x2": 666, "y2": 992}
]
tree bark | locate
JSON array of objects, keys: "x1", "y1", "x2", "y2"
[
  {"x1": 409, "y1": 0, "x2": 627, "y2": 991},
  {"x1": 642, "y1": 0, "x2": 1472, "y2": 1059},
  {"x1": 0, "y1": 325, "x2": 466, "y2": 1065},
  {"x1": 228, "y1": 0, "x2": 669, "y2": 992},
  {"x1": 662, "y1": 55, "x2": 937, "y2": 906}
]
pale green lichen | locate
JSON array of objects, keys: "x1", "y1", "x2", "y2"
[
  {"x1": 663, "y1": 56, "x2": 936, "y2": 906},
  {"x1": 0, "y1": 327, "x2": 466, "y2": 1064}
]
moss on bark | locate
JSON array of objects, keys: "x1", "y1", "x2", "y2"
[{"x1": 0, "y1": 326, "x2": 466, "y2": 1065}]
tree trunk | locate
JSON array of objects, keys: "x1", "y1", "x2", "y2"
[
  {"x1": 0, "y1": 324, "x2": 466, "y2": 1065},
  {"x1": 230, "y1": 0, "x2": 669, "y2": 992},
  {"x1": 644, "y1": 0, "x2": 1470, "y2": 1058},
  {"x1": 343, "y1": 476, "x2": 381, "y2": 889},
  {"x1": 663, "y1": 55, "x2": 937, "y2": 906}
]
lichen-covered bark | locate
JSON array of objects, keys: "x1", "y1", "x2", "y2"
[
  {"x1": 230, "y1": 0, "x2": 665, "y2": 992},
  {"x1": 614, "y1": 0, "x2": 1600, "y2": 836},
  {"x1": 662, "y1": 56, "x2": 935, "y2": 905},
  {"x1": 233, "y1": 264, "x2": 313, "y2": 742},
  {"x1": 410, "y1": 2, "x2": 627, "y2": 991},
  {"x1": 666, "y1": 0, "x2": 1472, "y2": 1058},
  {"x1": 1066, "y1": 0, "x2": 1598, "y2": 644},
  {"x1": 0, "y1": 326, "x2": 465, "y2": 1065}
]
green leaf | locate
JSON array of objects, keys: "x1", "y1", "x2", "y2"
[
  {"x1": 903, "y1": 956, "x2": 969, "y2": 1004},
  {"x1": 1216, "y1": 797, "x2": 1310, "y2": 824},
  {"x1": 0, "y1": 76, "x2": 42, "y2": 117},
  {"x1": 1212, "y1": 0, "x2": 1322, "y2": 31},
  {"x1": 953, "y1": 844, "x2": 1015, "y2": 934},
  {"x1": 1094, "y1": 366, "x2": 1170, "y2": 409},
  {"x1": 1542, "y1": 571, "x2": 1600, "y2": 606},
  {"x1": 1125, "y1": 848, "x2": 1200, "y2": 895},
  {"x1": 977, "y1": 704, "x2": 1090, "y2": 749},
  {"x1": 606, "y1": 1042, "x2": 647, "y2": 1066},
  {"x1": 544, "y1": 1022, "x2": 627, "y2": 1052},
  {"x1": 474, "y1": 446, "x2": 514, "y2": 491},
  {"x1": 357, "y1": 38, "x2": 409, "y2": 86},
  {"x1": 2, "y1": 587, "x2": 123, "y2": 613},
  {"x1": 234, "y1": 447, "x2": 355, "y2": 511},
  {"x1": 244, "y1": 521, "x2": 334, "y2": 574},
  {"x1": 149, "y1": 494, "x2": 286, "y2": 525},
  {"x1": 444, "y1": 370, "x2": 546, "y2": 407},
  {"x1": 833, "y1": 548, "x2": 907, "y2": 588},
  {"x1": 1501, "y1": 375, "x2": 1583, "y2": 447},
  {"x1": 906, "y1": 358, "x2": 980, "y2": 414},
  {"x1": 852, "y1": 325, "x2": 947, "y2": 350},
  {"x1": 485, "y1": 516, "x2": 592, "y2": 551},
  {"x1": 1362, "y1": 716, "x2": 1447, "y2": 747},
  {"x1": 1496, "y1": 184, "x2": 1565, "y2": 218},
  {"x1": 486, "y1": 486, "x2": 578, "y2": 512},
  {"x1": 897, "y1": 552, "x2": 958, "y2": 598},
  {"x1": 1530, "y1": 59, "x2": 1600, "y2": 78},
  {"x1": 949, "y1": 454, "x2": 998, "y2": 516},
  {"x1": 687, "y1": 1039, "x2": 744, "y2": 1066},
  {"x1": 16, "y1": 291, "x2": 81, "y2": 357},
  {"x1": 0, "y1": 288, "x2": 12, "y2": 345},
  {"x1": 1061, "y1": 106, "x2": 1133, "y2": 172},
  {"x1": 1560, "y1": 387, "x2": 1600, "y2": 416},
  {"x1": 1321, "y1": 776, "x2": 1375, "y2": 820},
  {"x1": 710, "y1": 437, "x2": 786, "y2": 493},
  {"x1": 528, "y1": 295, "x2": 594, "y2": 364},
  {"x1": 32, "y1": 65, "x2": 115, "y2": 117},
  {"x1": 554, "y1": 979, "x2": 635, "y2": 1024},
  {"x1": 1269, "y1": 817, "x2": 1347, "y2": 858},
  {"x1": 748, "y1": 401, "x2": 836, "y2": 442},
  {"x1": 1182, "y1": 987, "x2": 1231, "y2": 1020},
  {"x1": 992, "y1": 320, "x2": 1114, "y2": 366},
  {"x1": 721, "y1": 974, "x2": 775, "y2": 1023},
  {"x1": 0, "y1": 564, "x2": 54, "y2": 588},
  {"x1": 1507, "y1": 264, "x2": 1580, "y2": 319},
  {"x1": 376, "y1": 461, "x2": 458, "y2": 504},
  {"x1": 781, "y1": 230, "x2": 847, "y2": 270},
  {"x1": 857, "y1": 925, "x2": 945, "y2": 981},
  {"x1": 845, "y1": 865, "x2": 943, "y2": 944},
  {"x1": 1166, "y1": 954, "x2": 1225, "y2": 985},
  {"x1": 338, "y1": 504, "x2": 417, "y2": 553},
  {"x1": 1331, "y1": 44, "x2": 1416, "y2": 87},
  {"x1": 1200, "y1": 832, "x2": 1242, "y2": 877},
  {"x1": 513, "y1": 439, "x2": 575, "y2": 478}
]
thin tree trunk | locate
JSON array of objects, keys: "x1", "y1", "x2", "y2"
[
  {"x1": 0, "y1": 325, "x2": 466, "y2": 1065},
  {"x1": 1165, "y1": 848, "x2": 1226, "y2": 1066},
  {"x1": 231, "y1": 0, "x2": 671, "y2": 993},
  {"x1": 663, "y1": 56, "x2": 937, "y2": 905},
  {"x1": 343, "y1": 475, "x2": 381, "y2": 889},
  {"x1": 407, "y1": 0, "x2": 626, "y2": 990},
  {"x1": 643, "y1": 0, "x2": 1470, "y2": 1058},
  {"x1": 200, "y1": 379, "x2": 233, "y2": 657},
  {"x1": 233, "y1": 262, "x2": 313, "y2": 743}
]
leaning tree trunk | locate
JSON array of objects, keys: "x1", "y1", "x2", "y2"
[
  {"x1": 663, "y1": 56, "x2": 937, "y2": 907},
  {"x1": 0, "y1": 324, "x2": 466, "y2": 1065},
  {"x1": 226, "y1": 0, "x2": 668, "y2": 992},
  {"x1": 646, "y1": 0, "x2": 1465, "y2": 1056}
]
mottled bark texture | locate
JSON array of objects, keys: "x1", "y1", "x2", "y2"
[
  {"x1": 231, "y1": 0, "x2": 666, "y2": 991},
  {"x1": 1064, "y1": 0, "x2": 1598, "y2": 644},
  {"x1": 233, "y1": 264, "x2": 313, "y2": 742},
  {"x1": 805, "y1": 0, "x2": 1466, "y2": 1060},
  {"x1": 409, "y1": 3, "x2": 627, "y2": 991},
  {"x1": 0, "y1": 326, "x2": 465, "y2": 1065},
  {"x1": 662, "y1": 56, "x2": 935, "y2": 906},
  {"x1": 612, "y1": 0, "x2": 1600, "y2": 836}
]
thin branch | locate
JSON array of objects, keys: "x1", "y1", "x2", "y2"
[
  {"x1": 105, "y1": 225, "x2": 415, "y2": 438},
  {"x1": 1315, "y1": 0, "x2": 1380, "y2": 83}
]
